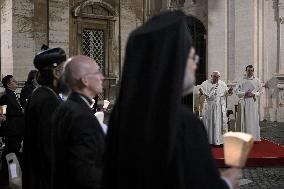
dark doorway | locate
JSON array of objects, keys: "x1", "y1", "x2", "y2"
[{"x1": 182, "y1": 16, "x2": 207, "y2": 110}]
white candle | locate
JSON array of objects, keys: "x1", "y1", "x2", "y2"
[
  {"x1": 103, "y1": 100, "x2": 110, "y2": 109},
  {"x1": 2, "y1": 105, "x2": 7, "y2": 115}
]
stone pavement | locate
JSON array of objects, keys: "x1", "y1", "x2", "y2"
[{"x1": 237, "y1": 122, "x2": 284, "y2": 189}]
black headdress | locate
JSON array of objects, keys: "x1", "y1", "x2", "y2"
[{"x1": 103, "y1": 10, "x2": 193, "y2": 189}]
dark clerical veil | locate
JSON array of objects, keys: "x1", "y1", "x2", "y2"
[{"x1": 103, "y1": 10, "x2": 193, "y2": 189}]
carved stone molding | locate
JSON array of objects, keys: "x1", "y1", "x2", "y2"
[
  {"x1": 73, "y1": 0, "x2": 117, "y2": 20},
  {"x1": 273, "y1": 0, "x2": 279, "y2": 22},
  {"x1": 272, "y1": 0, "x2": 284, "y2": 23},
  {"x1": 170, "y1": 0, "x2": 185, "y2": 8}
]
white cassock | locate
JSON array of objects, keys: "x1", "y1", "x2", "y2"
[
  {"x1": 201, "y1": 80, "x2": 228, "y2": 145},
  {"x1": 236, "y1": 76, "x2": 262, "y2": 141}
]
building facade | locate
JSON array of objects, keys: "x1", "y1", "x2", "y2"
[{"x1": 1, "y1": 0, "x2": 284, "y2": 122}]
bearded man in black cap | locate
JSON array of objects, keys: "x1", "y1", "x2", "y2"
[
  {"x1": 103, "y1": 11, "x2": 242, "y2": 189},
  {"x1": 23, "y1": 47, "x2": 66, "y2": 189}
]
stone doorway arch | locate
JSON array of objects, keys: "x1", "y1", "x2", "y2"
[
  {"x1": 182, "y1": 15, "x2": 207, "y2": 111},
  {"x1": 187, "y1": 15, "x2": 207, "y2": 85},
  {"x1": 71, "y1": 0, "x2": 118, "y2": 101}
]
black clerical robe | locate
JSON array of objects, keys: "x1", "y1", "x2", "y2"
[
  {"x1": 169, "y1": 105, "x2": 229, "y2": 189},
  {"x1": 20, "y1": 82, "x2": 36, "y2": 109},
  {"x1": 23, "y1": 86, "x2": 61, "y2": 189},
  {"x1": 52, "y1": 92, "x2": 105, "y2": 189}
]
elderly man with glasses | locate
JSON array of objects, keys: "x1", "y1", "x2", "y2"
[
  {"x1": 199, "y1": 71, "x2": 233, "y2": 145},
  {"x1": 52, "y1": 55, "x2": 105, "y2": 189}
]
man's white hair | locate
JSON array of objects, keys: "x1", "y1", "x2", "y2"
[{"x1": 211, "y1": 71, "x2": 220, "y2": 76}]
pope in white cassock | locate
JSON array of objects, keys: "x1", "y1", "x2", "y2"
[
  {"x1": 236, "y1": 65, "x2": 262, "y2": 141},
  {"x1": 199, "y1": 71, "x2": 233, "y2": 145}
]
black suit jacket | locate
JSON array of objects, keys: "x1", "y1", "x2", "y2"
[
  {"x1": 20, "y1": 82, "x2": 36, "y2": 109},
  {"x1": 0, "y1": 89, "x2": 24, "y2": 137},
  {"x1": 52, "y1": 92, "x2": 105, "y2": 189}
]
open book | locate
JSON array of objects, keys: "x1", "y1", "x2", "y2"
[
  {"x1": 223, "y1": 132, "x2": 254, "y2": 167},
  {"x1": 103, "y1": 100, "x2": 110, "y2": 109},
  {"x1": 244, "y1": 81, "x2": 255, "y2": 93}
]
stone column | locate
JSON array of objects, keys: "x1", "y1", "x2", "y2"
[
  {"x1": 208, "y1": 0, "x2": 228, "y2": 80},
  {"x1": 234, "y1": 0, "x2": 259, "y2": 79},
  {"x1": 49, "y1": 0, "x2": 70, "y2": 56},
  {"x1": 1, "y1": 0, "x2": 13, "y2": 77},
  {"x1": 257, "y1": 0, "x2": 284, "y2": 123},
  {"x1": 278, "y1": 0, "x2": 284, "y2": 73},
  {"x1": 1, "y1": 0, "x2": 35, "y2": 81}
]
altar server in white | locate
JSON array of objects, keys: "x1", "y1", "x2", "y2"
[{"x1": 235, "y1": 65, "x2": 262, "y2": 141}]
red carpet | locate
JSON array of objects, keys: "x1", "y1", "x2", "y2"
[{"x1": 212, "y1": 139, "x2": 284, "y2": 167}]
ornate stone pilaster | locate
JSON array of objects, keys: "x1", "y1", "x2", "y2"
[
  {"x1": 169, "y1": 0, "x2": 185, "y2": 8},
  {"x1": 273, "y1": 0, "x2": 284, "y2": 73},
  {"x1": 272, "y1": 73, "x2": 284, "y2": 122},
  {"x1": 269, "y1": 0, "x2": 284, "y2": 121}
]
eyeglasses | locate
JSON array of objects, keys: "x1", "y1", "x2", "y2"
[
  {"x1": 84, "y1": 71, "x2": 103, "y2": 77},
  {"x1": 189, "y1": 54, "x2": 199, "y2": 64},
  {"x1": 212, "y1": 75, "x2": 220, "y2": 78}
]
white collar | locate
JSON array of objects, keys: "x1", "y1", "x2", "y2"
[
  {"x1": 244, "y1": 75, "x2": 255, "y2": 80},
  {"x1": 79, "y1": 95, "x2": 92, "y2": 108}
]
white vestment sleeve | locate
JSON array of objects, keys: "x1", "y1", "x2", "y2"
[
  {"x1": 252, "y1": 79, "x2": 262, "y2": 97},
  {"x1": 235, "y1": 79, "x2": 245, "y2": 98}
]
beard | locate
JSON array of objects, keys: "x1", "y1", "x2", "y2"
[
  {"x1": 57, "y1": 75, "x2": 70, "y2": 95},
  {"x1": 182, "y1": 71, "x2": 195, "y2": 96}
]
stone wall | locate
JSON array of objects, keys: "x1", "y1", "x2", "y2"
[
  {"x1": 49, "y1": 0, "x2": 70, "y2": 56},
  {"x1": 33, "y1": 0, "x2": 49, "y2": 53},
  {"x1": 120, "y1": 0, "x2": 144, "y2": 66},
  {"x1": 12, "y1": 0, "x2": 35, "y2": 80}
]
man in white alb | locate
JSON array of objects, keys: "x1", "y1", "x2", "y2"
[
  {"x1": 235, "y1": 65, "x2": 262, "y2": 141},
  {"x1": 199, "y1": 71, "x2": 233, "y2": 145}
]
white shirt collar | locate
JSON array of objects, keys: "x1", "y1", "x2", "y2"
[{"x1": 79, "y1": 95, "x2": 92, "y2": 108}]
